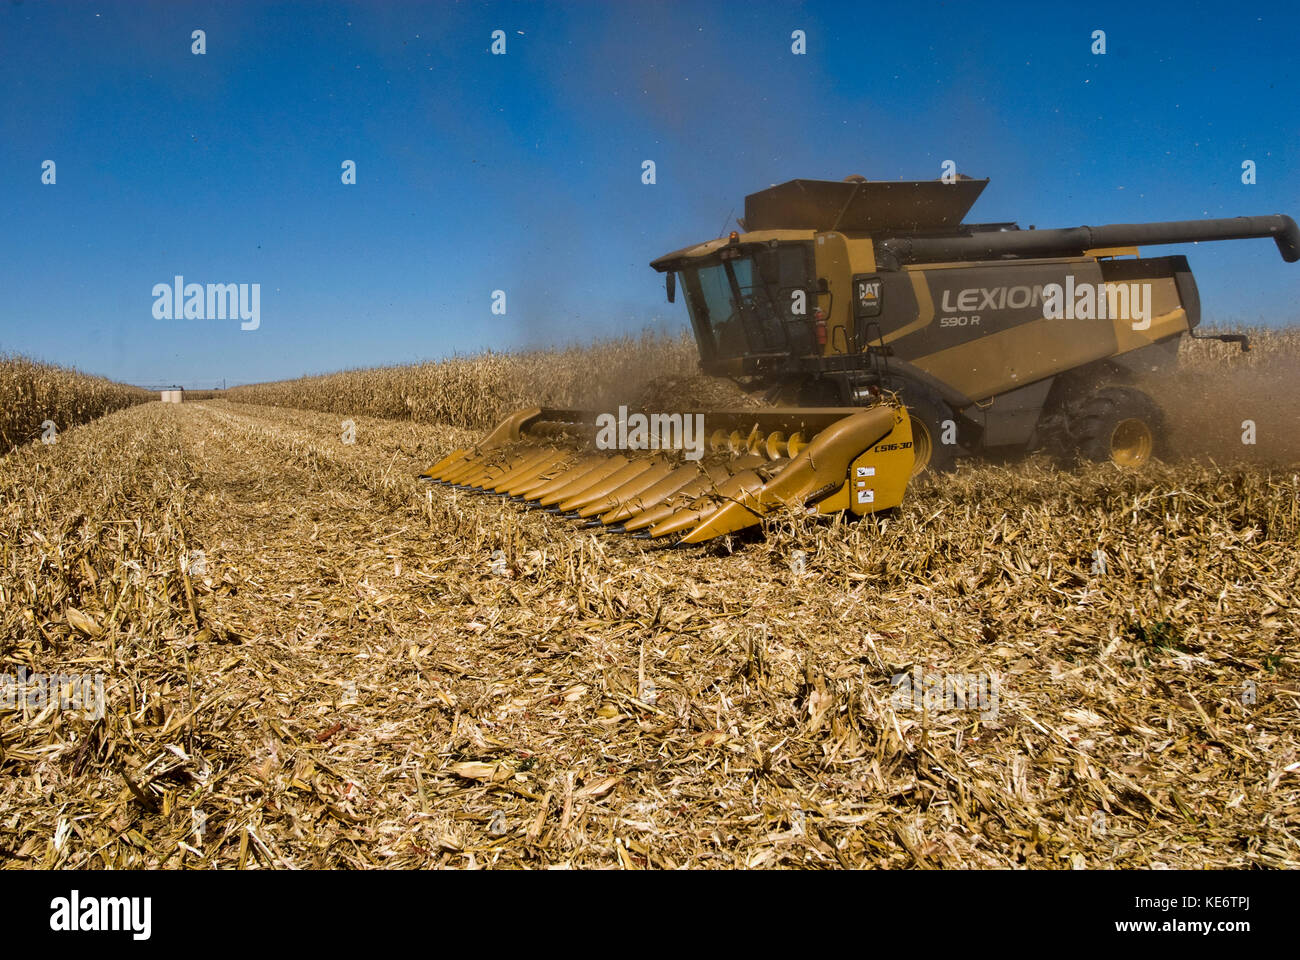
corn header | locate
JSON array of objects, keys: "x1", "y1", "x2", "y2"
[{"x1": 420, "y1": 403, "x2": 914, "y2": 543}]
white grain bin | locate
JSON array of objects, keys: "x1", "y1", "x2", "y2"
[{"x1": 161, "y1": 389, "x2": 184, "y2": 403}]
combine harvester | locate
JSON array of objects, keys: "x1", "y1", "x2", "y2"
[{"x1": 424, "y1": 175, "x2": 1297, "y2": 544}]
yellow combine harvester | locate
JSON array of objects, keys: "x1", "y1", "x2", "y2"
[
  {"x1": 421, "y1": 404, "x2": 914, "y2": 543},
  {"x1": 424, "y1": 174, "x2": 1296, "y2": 543}
]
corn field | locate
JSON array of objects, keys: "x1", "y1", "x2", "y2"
[
  {"x1": 227, "y1": 331, "x2": 701, "y2": 430},
  {"x1": 2, "y1": 392, "x2": 1296, "y2": 869},
  {"x1": 1176, "y1": 324, "x2": 1300, "y2": 369},
  {"x1": 0, "y1": 356, "x2": 153, "y2": 452},
  {"x1": 222, "y1": 326, "x2": 1300, "y2": 433},
  {"x1": 2, "y1": 327, "x2": 1297, "y2": 869}
]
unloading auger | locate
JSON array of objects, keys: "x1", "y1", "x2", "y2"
[{"x1": 419, "y1": 403, "x2": 914, "y2": 543}]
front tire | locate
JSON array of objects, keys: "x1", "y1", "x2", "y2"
[{"x1": 899, "y1": 390, "x2": 958, "y2": 475}]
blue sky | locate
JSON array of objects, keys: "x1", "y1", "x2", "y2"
[{"x1": 1, "y1": 0, "x2": 1297, "y2": 386}]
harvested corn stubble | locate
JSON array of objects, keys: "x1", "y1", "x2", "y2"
[{"x1": 2, "y1": 333, "x2": 1298, "y2": 869}]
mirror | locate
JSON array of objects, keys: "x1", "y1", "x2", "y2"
[{"x1": 666, "y1": 271, "x2": 676, "y2": 303}]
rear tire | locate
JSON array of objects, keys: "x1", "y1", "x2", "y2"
[{"x1": 1067, "y1": 386, "x2": 1165, "y2": 466}]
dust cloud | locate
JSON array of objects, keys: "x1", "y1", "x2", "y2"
[{"x1": 1138, "y1": 329, "x2": 1300, "y2": 466}]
